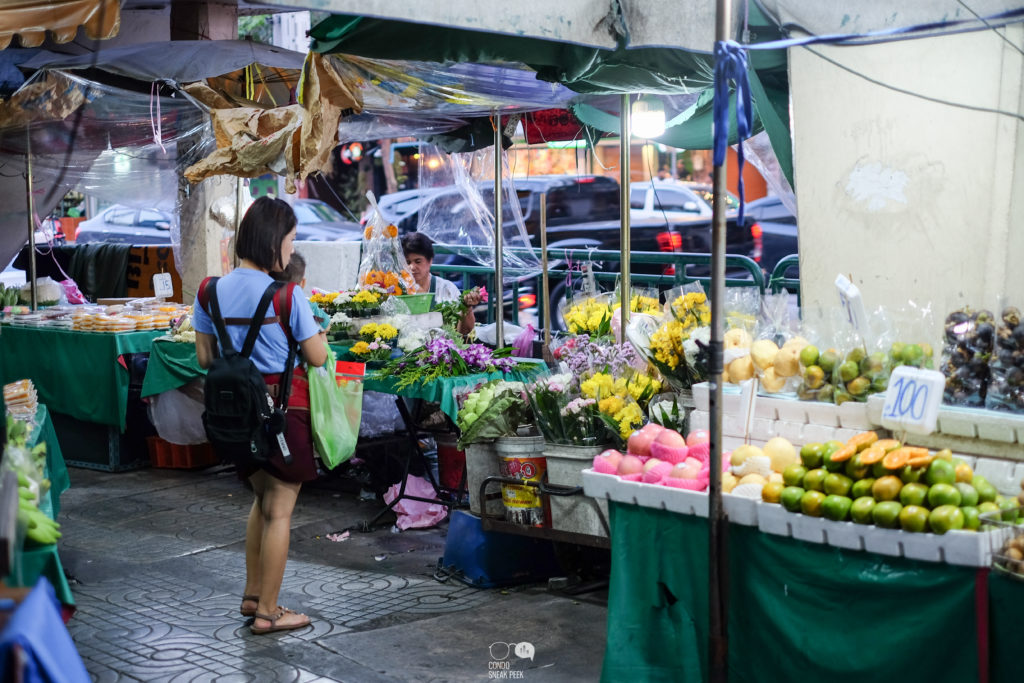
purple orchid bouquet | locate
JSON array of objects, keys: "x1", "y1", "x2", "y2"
[{"x1": 379, "y1": 331, "x2": 519, "y2": 390}]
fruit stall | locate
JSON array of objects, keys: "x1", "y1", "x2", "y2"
[
  {"x1": 3, "y1": 382, "x2": 75, "y2": 617},
  {"x1": 0, "y1": 302, "x2": 190, "y2": 470}
]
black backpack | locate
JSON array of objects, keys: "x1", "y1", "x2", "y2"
[{"x1": 199, "y1": 277, "x2": 298, "y2": 465}]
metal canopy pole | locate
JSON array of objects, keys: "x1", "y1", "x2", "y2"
[
  {"x1": 709, "y1": 1, "x2": 732, "y2": 681},
  {"x1": 493, "y1": 112, "x2": 504, "y2": 348},
  {"x1": 619, "y1": 94, "x2": 631, "y2": 342},
  {"x1": 540, "y1": 192, "x2": 550, "y2": 346},
  {"x1": 25, "y1": 128, "x2": 37, "y2": 311}
]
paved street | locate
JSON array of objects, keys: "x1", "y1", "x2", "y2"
[{"x1": 56, "y1": 467, "x2": 608, "y2": 682}]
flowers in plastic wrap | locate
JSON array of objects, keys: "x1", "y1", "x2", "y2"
[
  {"x1": 358, "y1": 192, "x2": 416, "y2": 295},
  {"x1": 455, "y1": 379, "x2": 530, "y2": 449},
  {"x1": 378, "y1": 331, "x2": 519, "y2": 390},
  {"x1": 312, "y1": 288, "x2": 387, "y2": 317},
  {"x1": 524, "y1": 373, "x2": 609, "y2": 446},
  {"x1": 580, "y1": 370, "x2": 657, "y2": 444},
  {"x1": 628, "y1": 284, "x2": 711, "y2": 392},
  {"x1": 561, "y1": 293, "x2": 614, "y2": 338}
]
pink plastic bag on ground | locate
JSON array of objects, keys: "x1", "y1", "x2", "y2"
[{"x1": 383, "y1": 475, "x2": 449, "y2": 530}]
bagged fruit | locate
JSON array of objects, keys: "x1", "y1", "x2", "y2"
[
  {"x1": 941, "y1": 306, "x2": 995, "y2": 407},
  {"x1": 795, "y1": 308, "x2": 839, "y2": 403},
  {"x1": 719, "y1": 286, "x2": 759, "y2": 384},
  {"x1": 831, "y1": 325, "x2": 876, "y2": 405},
  {"x1": 986, "y1": 304, "x2": 1024, "y2": 413},
  {"x1": 752, "y1": 292, "x2": 804, "y2": 394},
  {"x1": 884, "y1": 301, "x2": 937, "y2": 372}
]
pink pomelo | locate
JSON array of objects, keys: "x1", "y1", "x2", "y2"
[
  {"x1": 642, "y1": 458, "x2": 665, "y2": 472},
  {"x1": 592, "y1": 449, "x2": 623, "y2": 475},
  {"x1": 627, "y1": 429, "x2": 657, "y2": 457},
  {"x1": 686, "y1": 429, "x2": 710, "y2": 446},
  {"x1": 650, "y1": 430, "x2": 689, "y2": 464},
  {"x1": 619, "y1": 472, "x2": 643, "y2": 482},
  {"x1": 662, "y1": 475, "x2": 708, "y2": 490},
  {"x1": 686, "y1": 441, "x2": 710, "y2": 463},
  {"x1": 642, "y1": 461, "x2": 673, "y2": 484},
  {"x1": 617, "y1": 454, "x2": 645, "y2": 476}
]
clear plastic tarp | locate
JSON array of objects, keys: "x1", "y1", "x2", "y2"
[
  {"x1": 330, "y1": 55, "x2": 582, "y2": 145},
  {"x1": 415, "y1": 143, "x2": 541, "y2": 276},
  {"x1": 0, "y1": 69, "x2": 212, "y2": 268}
]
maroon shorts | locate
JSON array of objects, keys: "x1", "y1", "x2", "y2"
[{"x1": 236, "y1": 368, "x2": 318, "y2": 484}]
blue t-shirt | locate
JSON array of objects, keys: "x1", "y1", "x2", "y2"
[{"x1": 192, "y1": 268, "x2": 321, "y2": 374}]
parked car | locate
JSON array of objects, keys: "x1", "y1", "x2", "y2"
[
  {"x1": 75, "y1": 206, "x2": 175, "y2": 244},
  {"x1": 75, "y1": 200, "x2": 362, "y2": 245},
  {"x1": 291, "y1": 198, "x2": 363, "y2": 241},
  {"x1": 742, "y1": 193, "x2": 798, "y2": 276},
  {"x1": 682, "y1": 182, "x2": 740, "y2": 213},
  {"x1": 629, "y1": 181, "x2": 712, "y2": 220}
]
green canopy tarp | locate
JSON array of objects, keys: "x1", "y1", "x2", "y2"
[{"x1": 309, "y1": 11, "x2": 794, "y2": 185}]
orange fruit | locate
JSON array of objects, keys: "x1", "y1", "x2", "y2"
[{"x1": 882, "y1": 448, "x2": 910, "y2": 470}]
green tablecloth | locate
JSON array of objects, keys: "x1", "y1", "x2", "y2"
[
  {"x1": 364, "y1": 360, "x2": 547, "y2": 423},
  {"x1": 0, "y1": 326, "x2": 162, "y2": 429},
  {"x1": 5, "y1": 405, "x2": 74, "y2": 607},
  {"x1": 8, "y1": 545, "x2": 75, "y2": 607},
  {"x1": 141, "y1": 339, "x2": 358, "y2": 398},
  {"x1": 141, "y1": 337, "x2": 205, "y2": 397},
  {"x1": 604, "y1": 503, "x2": 983, "y2": 683},
  {"x1": 29, "y1": 405, "x2": 70, "y2": 520}
]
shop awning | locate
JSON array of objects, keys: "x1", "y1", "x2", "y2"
[{"x1": 0, "y1": 0, "x2": 120, "y2": 50}]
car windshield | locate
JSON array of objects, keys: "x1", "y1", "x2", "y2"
[
  {"x1": 293, "y1": 204, "x2": 321, "y2": 224},
  {"x1": 689, "y1": 186, "x2": 739, "y2": 211}
]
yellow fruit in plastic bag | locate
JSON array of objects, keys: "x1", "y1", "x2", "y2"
[
  {"x1": 728, "y1": 356, "x2": 755, "y2": 382},
  {"x1": 761, "y1": 366, "x2": 787, "y2": 393},
  {"x1": 751, "y1": 339, "x2": 779, "y2": 371},
  {"x1": 773, "y1": 346, "x2": 801, "y2": 377},
  {"x1": 724, "y1": 327, "x2": 753, "y2": 350}
]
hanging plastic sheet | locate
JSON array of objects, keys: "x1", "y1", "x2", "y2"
[
  {"x1": 0, "y1": 70, "x2": 212, "y2": 269},
  {"x1": 328, "y1": 55, "x2": 580, "y2": 146},
  {"x1": 414, "y1": 143, "x2": 541, "y2": 276}
]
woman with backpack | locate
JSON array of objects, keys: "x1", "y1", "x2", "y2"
[{"x1": 193, "y1": 196, "x2": 328, "y2": 635}]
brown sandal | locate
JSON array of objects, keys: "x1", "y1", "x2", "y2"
[
  {"x1": 240, "y1": 595, "x2": 259, "y2": 617},
  {"x1": 250, "y1": 607, "x2": 311, "y2": 635}
]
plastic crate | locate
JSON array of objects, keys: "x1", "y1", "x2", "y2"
[{"x1": 146, "y1": 436, "x2": 218, "y2": 469}]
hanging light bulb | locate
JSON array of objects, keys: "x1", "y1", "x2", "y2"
[{"x1": 631, "y1": 96, "x2": 666, "y2": 139}]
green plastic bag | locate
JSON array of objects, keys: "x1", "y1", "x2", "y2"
[{"x1": 308, "y1": 345, "x2": 362, "y2": 469}]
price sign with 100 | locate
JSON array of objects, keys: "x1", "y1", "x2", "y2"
[{"x1": 880, "y1": 366, "x2": 945, "y2": 435}]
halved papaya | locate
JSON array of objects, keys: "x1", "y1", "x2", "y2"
[{"x1": 848, "y1": 431, "x2": 879, "y2": 452}]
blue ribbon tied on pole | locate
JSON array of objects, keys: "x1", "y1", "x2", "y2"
[{"x1": 713, "y1": 40, "x2": 753, "y2": 226}]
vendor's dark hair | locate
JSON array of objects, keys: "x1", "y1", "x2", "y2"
[
  {"x1": 273, "y1": 252, "x2": 306, "y2": 284},
  {"x1": 235, "y1": 196, "x2": 297, "y2": 272},
  {"x1": 401, "y1": 232, "x2": 434, "y2": 260}
]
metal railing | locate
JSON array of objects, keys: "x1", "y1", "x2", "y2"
[
  {"x1": 769, "y1": 254, "x2": 800, "y2": 306},
  {"x1": 431, "y1": 244, "x2": 769, "y2": 327}
]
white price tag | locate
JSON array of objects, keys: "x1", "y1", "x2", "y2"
[
  {"x1": 738, "y1": 377, "x2": 758, "y2": 441},
  {"x1": 834, "y1": 274, "x2": 868, "y2": 336},
  {"x1": 880, "y1": 366, "x2": 945, "y2": 435},
  {"x1": 153, "y1": 272, "x2": 174, "y2": 299}
]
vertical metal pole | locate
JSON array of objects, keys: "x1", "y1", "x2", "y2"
[
  {"x1": 540, "y1": 192, "x2": 550, "y2": 346},
  {"x1": 709, "y1": 2, "x2": 732, "y2": 682},
  {"x1": 25, "y1": 128, "x2": 37, "y2": 311},
  {"x1": 493, "y1": 113, "x2": 504, "y2": 348},
  {"x1": 619, "y1": 94, "x2": 631, "y2": 343}
]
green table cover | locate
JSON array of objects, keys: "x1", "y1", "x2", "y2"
[
  {"x1": 603, "y1": 503, "x2": 981, "y2": 683},
  {"x1": 8, "y1": 545, "x2": 75, "y2": 607},
  {"x1": 29, "y1": 405, "x2": 70, "y2": 521},
  {"x1": 989, "y1": 569, "x2": 1024, "y2": 683},
  {"x1": 141, "y1": 340, "x2": 358, "y2": 398},
  {"x1": 0, "y1": 326, "x2": 162, "y2": 430},
  {"x1": 141, "y1": 337, "x2": 206, "y2": 397},
  {"x1": 363, "y1": 360, "x2": 546, "y2": 423}
]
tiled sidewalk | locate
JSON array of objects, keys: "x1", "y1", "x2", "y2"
[{"x1": 56, "y1": 468, "x2": 607, "y2": 682}]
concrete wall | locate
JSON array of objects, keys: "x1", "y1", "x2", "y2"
[{"x1": 790, "y1": 27, "x2": 1024, "y2": 336}]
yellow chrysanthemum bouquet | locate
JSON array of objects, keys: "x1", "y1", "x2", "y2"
[
  {"x1": 560, "y1": 293, "x2": 614, "y2": 338},
  {"x1": 626, "y1": 283, "x2": 711, "y2": 392}
]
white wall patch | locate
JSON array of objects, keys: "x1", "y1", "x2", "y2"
[{"x1": 844, "y1": 162, "x2": 909, "y2": 211}]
